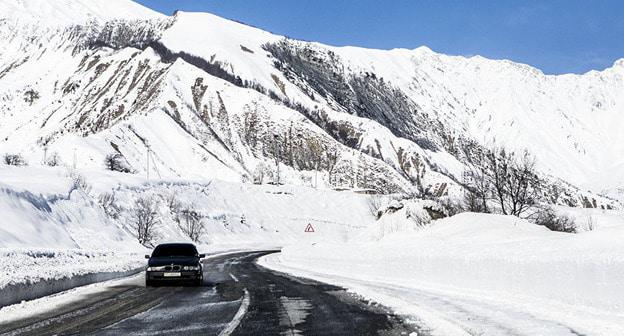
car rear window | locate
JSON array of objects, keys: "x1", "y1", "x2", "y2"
[{"x1": 152, "y1": 244, "x2": 198, "y2": 257}]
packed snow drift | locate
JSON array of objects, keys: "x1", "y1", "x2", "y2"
[{"x1": 262, "y1": 211, "x2": 624, "y2": 335}]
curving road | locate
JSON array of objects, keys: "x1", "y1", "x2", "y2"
[{"x1": 0, "y1": 251, "x2": 416, "y2": 336}]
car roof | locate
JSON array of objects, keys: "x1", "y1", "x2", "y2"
[{"x1": 155, "y1": 243, "x2": 197, "y2": 248}]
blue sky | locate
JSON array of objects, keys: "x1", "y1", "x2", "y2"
[{"x1": 135, "y1": 0, "x2": 624, "y2": 75}]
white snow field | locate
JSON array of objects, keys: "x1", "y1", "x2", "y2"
[
  {"x1": 0, "y1": 165, "x2": 374, "y2": 295},
  {"x1": 261, "y1": 212, "x2": 624, "y2": 336},
  {"x1": 0, "y1": 0, "x2": 163, "y2": 25}
]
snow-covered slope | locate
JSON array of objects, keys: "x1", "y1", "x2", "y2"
[
  {"x1": 0, "y1": 0, "x2": 622, "y2": 203},
  {"x1": 0, "y1": 0, "x2": 163, "y2": 25},
  {"x1": 0, "y1": 165, "x2": 374, "y2": 250},
  {"x1": 262, "y1": 212, "x2": 624, "y2": 335}
]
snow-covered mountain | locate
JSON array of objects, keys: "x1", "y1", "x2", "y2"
[
  {"x1": 0, "y1": 0, "x2": 163, "y2": 24},
  {"x1": 1, "y1": 0, "x2": 622, "y2": 206}
]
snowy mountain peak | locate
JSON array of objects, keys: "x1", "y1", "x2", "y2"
[
  {"x1": 0, "y1": 0, "x2": 163, "y2": 25},
  {"x1": 0, "y1": 1, "x2": 622, "y2": 205}
]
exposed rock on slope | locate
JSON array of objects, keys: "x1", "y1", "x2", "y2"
[{"x1": 0, "y1": 0, "x2": 622, "y2": 206}]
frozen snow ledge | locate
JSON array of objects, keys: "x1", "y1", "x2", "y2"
[
  {"x1": 0, "y1": 268, "x2": 142, "y2": 308},
  {"x1": 0, "y1": 249, "x2": 145, "y2": 308},
  {"x1": 260, "y1": 213, "x2": 624, "y2": 335}
]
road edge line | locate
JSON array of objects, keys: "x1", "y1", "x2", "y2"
[{"x1": 218, "y1": 288, "x2": 250, "y2": 336}]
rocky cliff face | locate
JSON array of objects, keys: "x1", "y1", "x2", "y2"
[{"x1": 0, "y1": 0, "x2": 622, "y2": 208}]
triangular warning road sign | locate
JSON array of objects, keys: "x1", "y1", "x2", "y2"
[{"x1": 304, "y1": 223, "x2": 315, "y2": 233}]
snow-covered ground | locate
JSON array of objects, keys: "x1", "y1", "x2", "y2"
[
  {"x1": 0, "y1": 164, "x2": 373, "y2": 299},
  {"x1": 0, "y1": 249, "x2": 142, "y2": 291},
  {"x1": 260, "y1": 212, "x2": 624, "y2": 336},
  {"x1": 0, "y1": 271, "x2": 146, "y2": 324},
  {"x1": 3, "y1": 166, "x2": 624, "y2": 335}
]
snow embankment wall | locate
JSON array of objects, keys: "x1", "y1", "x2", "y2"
[{"x1": 275, "y1": 212, "x2": 624, "y2": 312}]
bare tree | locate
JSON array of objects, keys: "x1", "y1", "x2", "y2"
[
  {"x1": 463, "y1": 188, "x2": 486, "y2": 213},
  {"x1": 466, "y1": 147, "x2": 542, "y2": 218},
  {"x1": 242, "y1": 102, "x2": 260, "y2": 148},
  {"x1": 495, "y1": 149, "x2": 541, "y2": 217},
  {"x1": 166, "y1": 192, "x2": 183, "y2": 222},
  {"x1": 253, "y1": 162, "x2": 271, "y2": 184},
  {"x1": 325, "y1": 146, "x2": 339, "y2": 187},
  {"x1": 132, "y1": 197, "x2": 160, "y2": 246},
  {"x1": 463, "y1": 164, "x2": 490, "y2": 213},
  {"x1": 547, "y1": 182, "x2": 564, "y2": 205},
  {"x1": 178, "y1": 205, "x2": 205, "y2": 242}
]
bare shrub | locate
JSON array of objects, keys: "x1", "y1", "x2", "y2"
[
  {"x1": 3, "y1": 154, "x2": 27, "y2": 166},
  {"x1": 24, "y1": 89, "x2": 40, "y2": 105},
  {"x1": 463, "y1": 189, "x2": 487, "y2": 213},
  {"x1": 178, "y1": 205, "x2": 205, "y2": 242},
  {"x1": 69, "y1": 172, "x2": 92, "y2": 194},
  {"x1": 534, "y1": 206, "x2": 576, "y2": 233},
  {"x1": 242, "y1": 102, "x2": 260, "y2": 148},
  {"x1": 438, "y1": 197, "x2": 464, "y2": 217},
  {"x1": 253, "y1": 162, "x2": 270, "y2": 184},
  {"x1": 132, "y1": 197, "x2": 160, "y2": 246},
  {"x1": 104, "y1": 153, "x2": 133, "y2": 173},
  {"x1": 463, "y1": 168, "x2": 490, "y2": 213},
  {"x1": 326, "y1": 147, "x2": 339, "y2": 187},
  {"x1": 45, "y1": 152, "x2": 62, "y2": 166},
  {"x1": 166, "y1": 193, "x2": 182, "y2": 213},
  {"x1": 167, "y1": 193, "x2": 183, "y2": 225},
  {"x1": 367, "y1": 195, "x2": 384, "y2": 219},
  {"x1": 586, "y1": 215, "x2": 596, "y2": 231}
]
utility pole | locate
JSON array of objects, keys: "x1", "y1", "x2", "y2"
[
  {"x1": 315, "y1": 161, "x2": 319, "y2": 189},
  {"x1": 353, "y1": 154, "x2": 359, "y2": 189},
  {"x1": 273, "y1": 133, "x2": 280, "y2": 185},
  {"x1": 43, "y1": 146, "x2": 47, "y2": 165},
  {"x1": 146, "y1": 147, "x2": 150, "y2": 182}
]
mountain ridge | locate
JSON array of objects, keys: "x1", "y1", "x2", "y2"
[
  {"x1": 0, "y1": 0, "x2": 622, "y2": 206},
  {"x1": 0, "y1": 0, "x2": 163, "y2": 24}
]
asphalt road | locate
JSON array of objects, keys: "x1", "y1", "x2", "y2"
[{"x1": 0, "y1": 251, "x2": 416, "y2": 336}]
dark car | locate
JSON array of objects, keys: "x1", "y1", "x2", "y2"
[{"x1": 145, "y1": 243, "x2": 205, "y2": 287}]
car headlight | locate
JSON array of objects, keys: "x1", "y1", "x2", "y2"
[
  {"x1": 146, "y1": 266, "x2": 166, "y2": 271},
  {"x1": 183, "y1": 266, "x2": 201, "y2": 271}
]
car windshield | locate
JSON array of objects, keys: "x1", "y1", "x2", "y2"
[{"x1": 152, "y1": 244, "x2": 198, "y2": 257}]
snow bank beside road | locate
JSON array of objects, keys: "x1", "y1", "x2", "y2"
[
  {"x1": 262, "y1": 213, "x2": 624, "y2": 335},
  {"x1": 0, "y1": 249, "x2": 143, "y2": 307},
  {"x1": 0, "y1": 249, "x2": 143, "y2": 290},
  {"x1": 0, "y1": 165, "x2": 373, "y2": 305}
]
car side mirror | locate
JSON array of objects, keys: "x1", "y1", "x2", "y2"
[
  {"x1": 145, "y1": 255, "x2": 150, "y2": 259},
  {"x1": 199, "y1": 254, "x2": 206, "y2": 259}
]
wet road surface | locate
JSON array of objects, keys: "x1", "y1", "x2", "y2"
[{"x1": 0, "y1": 251, "x2": 416, "y2": 336}]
